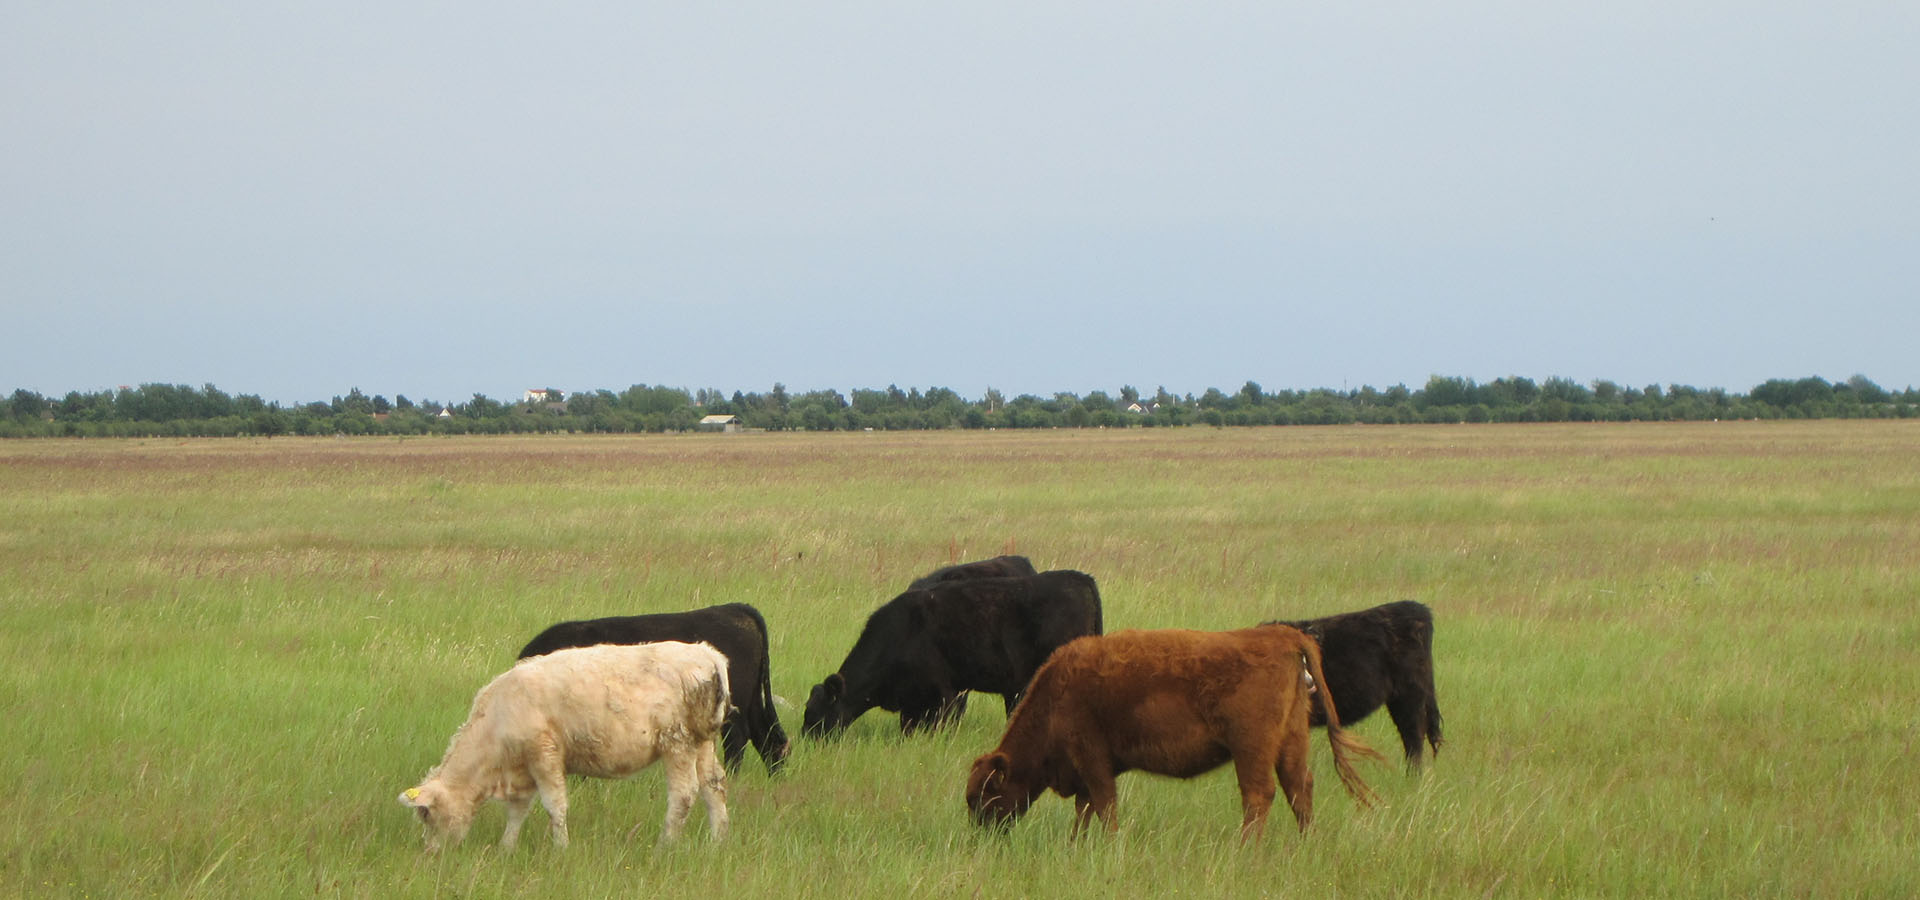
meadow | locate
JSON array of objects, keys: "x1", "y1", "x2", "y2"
[{"x1": 1, "y1": 422, "x2": 1914, "y2": 898}]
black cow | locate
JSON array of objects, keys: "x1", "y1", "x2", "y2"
[
  {"x1": 1267, "y1": 600, "x2": 1443, "y2": 771},
  {"x1": 803, "y1": 570, "x2": 1103, "y2": 737},
  {"x1": 908, "y1": 554, "x2": 1038, "y2": 591},
  {"x1": 904, "y1": 555, "x2": 1041, "y2": 719},
  {"x1": 518, "y1": 603, "x2": 791, "y2": 774}
]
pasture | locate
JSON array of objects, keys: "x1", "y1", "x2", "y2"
[{"x1": 1, "y1": 422, "x2": 1914, "y2": 898}]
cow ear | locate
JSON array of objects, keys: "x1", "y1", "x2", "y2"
[
  {"x1": 825, "y1": 673, "x2": 845, "y2": 696},
  {"x1": 401, "y1": 785, "x2": 439, "y2": 824},
  {"x1": 399, "y1": 785, "x2": 432, "y2": 809},
  {"x1": 987, "y1": 752, "x2": 1009, "y2": 775}
]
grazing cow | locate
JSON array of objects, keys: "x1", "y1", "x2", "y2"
[
  {"x1": 903, "y1": 555, "x2": 1041, "y2": 720},
  {"x1": 398, "y1": 641, "x2": 730, "y2": 852},
  {"x1": 965, "y1": 625, "x2": 1382, "y2": 840},
  {"x1": 518, "y1": 603, "x2": 791, "y2": 774},
  {"x1": 908, "y1": 554, "x2": 1038, "y2": 590},
  {"x1": 1267, "y1": 600, "x2": 1443, "y2": 770},
  {"x1": 804, "y1": 570, "x2": 1103, "y2": 736}
]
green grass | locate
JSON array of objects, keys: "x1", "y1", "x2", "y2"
[{"x1": 1, "y1": 423, "x2": 1915, "y2": 897}]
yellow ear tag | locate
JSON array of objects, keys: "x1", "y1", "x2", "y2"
[{"x1": 404, "y1": 788, "x2": 422, "y2": 801}]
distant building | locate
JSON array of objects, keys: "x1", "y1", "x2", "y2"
[
  {"x1": 699, "y1": 414, "x2": 743, "y2": 433},
  {"x1": 523, "y1": 388, "x2": 563, "y2": 404}
]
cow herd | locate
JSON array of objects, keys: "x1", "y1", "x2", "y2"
[{"x1": 398, "y1": 555, "x2": 1444, "y2": 851}]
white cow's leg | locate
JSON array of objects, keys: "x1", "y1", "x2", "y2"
[
  {"x1": 500, "y1": 793, "x2": 534, "y2": 850},
  {"x1": 530, "y1": 743, "x2": 570, "y2": 849},
  {"x1": 658, "y1": 750, "x2": 697, "y2": 843},
  {"x1": 696, "y1": 739, "x2": 730, "y2": 841}
]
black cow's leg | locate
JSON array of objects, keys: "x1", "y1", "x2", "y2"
[
  {"x1": 900, "y1": 703, "x2": 938, "y2": 734},
  {"x1": 754, "y1": 719, "x2": 792, "y2": 774},
  {"x1": 936, "y1": 691, "x2": 968, "y2": 728},
  {"x1": 1385, "y1": 693, "x2": 1428, "y2": 772},
  {"x1": 1000, "y1": 691, "x2": 1020, "y2": 717},
  {"x1": 719, "y1": 719, "x2": 749, "y2": 771}
]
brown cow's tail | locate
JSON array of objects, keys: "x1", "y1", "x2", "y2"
[{"x1": 1301, "y1": 636, "x2": 1386, "y2": 809}]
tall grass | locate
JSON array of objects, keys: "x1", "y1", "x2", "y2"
[{"x1": 1, "y1": 422, "x2": 1914, "y2": 897}]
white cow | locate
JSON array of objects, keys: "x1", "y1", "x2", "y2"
[{"x1": 398, "y1": 641, "x2": 732, "y2": 851}]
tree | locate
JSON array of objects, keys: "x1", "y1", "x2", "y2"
[
  {"x1": 7, "y1": 389, "x2": 47, "y2": 422},
  {"x1": 335, "y1": 388, "x2": 375, "y2": 416},
  {"x1": 1239, "y1": 381, "x2": 1264, "y2": 408},
  {"x1": 1844, "y1": 375, "x2": 1890, "y2": 404},
  {"x1": 461, "y1": 393, "x2": 506, "y2": 417},
  {"x1": 1541, "y1": 377, "x2": 1591, "y2": 403},
  {"x1": 250, "y1": 409, "x2": 288, "y2": 437},
  {"x1": 1419, "y1": 375, "x2": 1474, "y2": 409}
]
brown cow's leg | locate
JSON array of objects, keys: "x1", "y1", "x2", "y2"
[
  {"x1": 1069, "y1": 756, "x2": 1120, "y2": 836},
  {"x1": 1090, "y1": 779, "x2": 1120, "y2": 835},
  {"x1": 1277, "y1": 735, "x2": 1314, "y2": 832},
  {"x1": 1231, "y1": 753, "x2": 1278, "y2": 841},
  {"x1": 1069, "y1": 794, "x2": 1097, "y2": 839}
]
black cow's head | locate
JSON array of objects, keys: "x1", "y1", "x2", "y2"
[{"x1": 802, "y1": 672, "x2": 851, "y2": 738}]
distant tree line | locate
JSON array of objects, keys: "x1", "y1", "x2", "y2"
[{"x1": 3, "y1": 375, "x2": 1914, "y2": 438}]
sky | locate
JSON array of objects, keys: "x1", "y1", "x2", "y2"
[{"x1": 4, "y1": 2, "x2": 1916, "y2": 407}]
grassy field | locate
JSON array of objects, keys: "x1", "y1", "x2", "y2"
[{"x1": 1, "y1": 422, "x2": 1914, "y2": 898}]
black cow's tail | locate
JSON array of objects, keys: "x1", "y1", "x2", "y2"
[
  {"x1": 741, "y1": 605, "x2": 792, "y2": 774},
  {"x1": 1407, "y1": 603, "x2": 1444, "y2": 756}
]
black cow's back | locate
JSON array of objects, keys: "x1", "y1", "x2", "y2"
[
  {"x1": 518, "y1": 602, "x2": 791, "y2": 773},
  {"x1": 817, "y1": 569, "x2": 1102, "y2": 733},
  {"x1": 908, "y1": 555, "x2": 1039, "y2": 591}
]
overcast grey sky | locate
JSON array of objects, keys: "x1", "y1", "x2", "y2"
[{"x1": 5, "y1": 3, "x2": 1915, "y2": 406}]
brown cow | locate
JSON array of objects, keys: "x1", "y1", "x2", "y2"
[{"x1": 965, "y1": 625, "x2": 1382, "y2": 840}]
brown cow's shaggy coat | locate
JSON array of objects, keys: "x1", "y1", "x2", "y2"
[{"x1": 965, "y1": 625, "x2": 1381, "y2": 840}]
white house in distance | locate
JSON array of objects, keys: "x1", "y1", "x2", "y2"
[
  {"x1": 523, "y1": 388, "x2": 563, "y2": 404},
  {"x1": 699, "y1": 414, "x2": 743, "y2": 433}
]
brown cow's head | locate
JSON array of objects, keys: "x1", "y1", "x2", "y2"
[{"x1": 965, "y1": 751, "x2": 1030, "y2": 830}]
